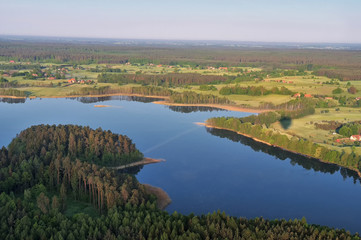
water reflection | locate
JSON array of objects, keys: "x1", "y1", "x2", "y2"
[
  {"x1": 0, "y1": 98, "x2": 26, "y2": 104},
  {"x1": 206, "y1": 127, "x2": 360, "y2": 183},
  {"x1": 67, "y1": 95, "x2": 165, "y2": 103},
  {"x1": 166, "y1": 105, "x2": 225, "y2": 113}
]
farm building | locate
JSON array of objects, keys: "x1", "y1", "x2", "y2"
[{"x1": 350, "y1": 135, "x2": 361, "y2": 141}]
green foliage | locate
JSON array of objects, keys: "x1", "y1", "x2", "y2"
[
  {"x1": 206, "y1": 117, "x2": 361, "y2": 172},
  {"x1": 338, "y1": 122, "x2": 361, "y2": 137},
  {"x1": 219, "y1": 85, "x2": 293, "y2": 96},
  {"x1": 199, "y1": 85, "x2": 217, "y2": 91},
  {"x1": 0, "y1": 125, "x2": 150, "y2": 215},
  {"x1": 0, "y1": 192, "x2": 358, "y2": 239},
  {"x1": 332, "y1": 87, "x2": 343, "y2": 94},
  {"x1": 8, "y1": 124, "x2": 143, "y2": 166},
  {"x1": 0, "y1": 88, "x2": 27, "y2": 97},
  {"x1": 0, "y1": 125, "x2": 359, "y2": 239},
  {"x1": 169, "y1": 91, "x2": 232, "y2": 105},
  {"x1": 98, "y1": 73, "x2": 227, "y2": 86},
  {"x1": 69, "y1": 86, "x2": 112, "y2": 96}
]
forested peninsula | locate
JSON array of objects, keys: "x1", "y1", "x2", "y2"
[
  {"x1": 0, "y1": 125, "x2": 358, "y2": 239},
  {"x1": 206, "y1": 108, "x2": 361, "y2": 177}
]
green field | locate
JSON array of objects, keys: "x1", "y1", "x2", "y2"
[
  {"x1": 1, "y1": 61, "x2": 361, "y2": 158},
  {"x1": 271, "y1": 107, "x2": 361, "y2": 155}
]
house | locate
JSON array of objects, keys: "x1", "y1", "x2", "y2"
[
  {"x1": 304, "y1": 94, "x2": 312, "y2": 98},
  {"x1": 325, "y1": 97, "x2": 333, "y2": 100},
  {"x1": 68, "y1": 78, "x2": 76, "y2": 84},
  {"x1": 293, "y1": 93, "x2": 301, "y2": 98},
  {"x1": 350, "y1": 135, "x2": 361, "y2": 141},
  {"x1": 336, "y1": 138, "x2": 350, "y2": 143},
  {"x1": 9, "y1": 60, "x2": 15, "y2": 63},
  {"x1": 219, "y1": 67, "x2": 228, "y2": 70},
  {"x1": 48, "y1": 77, "x2": 55, "y2": 80}
]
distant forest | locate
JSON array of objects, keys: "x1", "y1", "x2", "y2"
[{"x1": 1, "y1": 41, "x2": 361, "y2": 80}]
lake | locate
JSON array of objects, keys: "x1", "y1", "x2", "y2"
[{"x1": 1, "y1": 96, "x2": 361, "y2": 233}]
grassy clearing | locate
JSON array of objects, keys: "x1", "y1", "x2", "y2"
[{"x1": 271, "y1": 107, "x2": 361, "y2": 155}]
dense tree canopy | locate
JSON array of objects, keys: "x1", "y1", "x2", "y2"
[{"x1": 0, "y1": 125, "x2": 359, "y2": 239}]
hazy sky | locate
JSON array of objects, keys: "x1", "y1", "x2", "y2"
[{"x1": 1, "y1": 0, "x2": 360, "y2": 43}]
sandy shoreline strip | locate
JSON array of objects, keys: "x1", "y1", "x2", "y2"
[
  {"x1": 143, "y1": 184, "x2": 172, "y2": 210},
  {"x1": 0, "y1": 95, "x2": 27, "y2": 99},
  {"x1": 110, "y1": 157, "x2": 165, "y2": 170},
  {"x1": 153, "y1": 101, "x2": 267, "y2": 113},
  {"x1": 94, "y1": 105, "x2": 111, "y2": 108},
  {"x1": 202, "y1": 122, "x2": 361, "y2": 178}
]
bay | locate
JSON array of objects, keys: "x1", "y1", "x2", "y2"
[{"x1": 0, "y1": 96, "x2": 360, "y2": 233}]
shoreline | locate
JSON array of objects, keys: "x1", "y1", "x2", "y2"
[
  {"x1": 0, "y1": 95, "x2": 27, "y2": 99},
  {"x1": 94, "y1": 105, "x2": 111, "y2": 108},
  {"x1": 110, "y1": 157, "x2": 165, "y2": 170},
  {"x1": 0, "y1": 93, "x2": 267, "y2": 113},
  {"x1": 201, "y1": 122, "x2": 361, "y2": 178},
  {"x1": 36, "y1": 93, "x2": 170, "y2": 99},
  {"x1": 143, "y1": 184, "x2": 172, "y2": 210},
  {"x1": 0, "y1": 93, "x2": 169, "y2": 100},
  {"x1": 153, "y1": 101, "x2": 267, "y2": 113}
]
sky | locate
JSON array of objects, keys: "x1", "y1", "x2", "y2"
[{"x1": 1, "y1": 0, "x2": 361, "y2": 43}]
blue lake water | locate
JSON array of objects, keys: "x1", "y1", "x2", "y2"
[{"x1": 1, "y1": 96, "x2": 361, "y2": 233}]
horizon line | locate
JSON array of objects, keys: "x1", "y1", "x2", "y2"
[{"x1": 1, "y1": 34, "x2": 361, "y2": 46}]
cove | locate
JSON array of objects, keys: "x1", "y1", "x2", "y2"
[{"x1": 1, "y1": 96, "x2": 361, "y2": 233}]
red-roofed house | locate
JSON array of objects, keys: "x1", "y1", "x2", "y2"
[
  {"x1": 304, "y1": 94, "x2": 312, "y2": 98},
  {"x1": 350, "y1": 135, "x2": 361, "y2": 141},
  {"x1": 293, "y1": 93, "x2": 301, "y2": 98}
]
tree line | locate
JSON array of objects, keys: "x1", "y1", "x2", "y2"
[
  {"x1": 0, "y1": 125, "x2": 150, "y2": 211},
  {"x1": 206, "y1": 117, "x2": 361, "y2": 173},
  {"x1": 169, "y1": 91, "x2": 232, "y2": 105},
  {"x1": 0, "y1": 63, "x2": 42, "y2": 70},
  {"x1": 314, "y1": 68, "x2": 361, "y2": 81},
  {"x1": 69, "y1": 86, "x2": 233, "y2": 105},
  {"x1": 338, "y1": 122, "x2": 361, "y2": 137},
  {"x1": 1, "y1": 192, "x2": 357, "y2": 240},
  {"x1": 0, "y1": 88, "x2": 27, "y2": 97},
  {"x1": 0, "y1": 124, "x2": 358, "y2": 239},
  {"x1": 97, "y1": 73, "x2": 228, "y2": 87},
  {"x1": 219, "y1": 85, "x2": 293, "y2": 96}
]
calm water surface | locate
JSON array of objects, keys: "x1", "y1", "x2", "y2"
[{"x1": 1, "y1": 97, "x2": 361, "y2": 233}]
